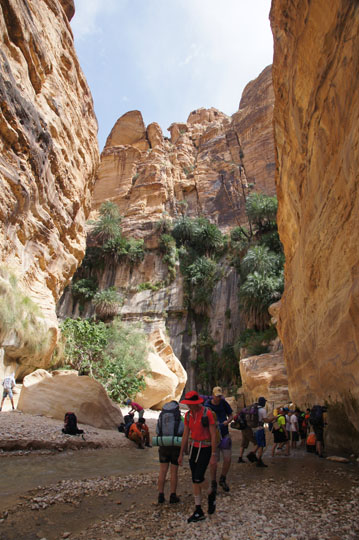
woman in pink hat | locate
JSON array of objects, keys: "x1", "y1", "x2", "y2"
[{"x1": 178, "y1": 391, "x2": 217, "y2": 523}]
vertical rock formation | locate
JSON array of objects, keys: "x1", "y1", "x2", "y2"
[
  {"x1": 0, "y1": 0, "x2": 99, "y2": 377},
  {"x1": 60, "y1": 67, "x2": 276, "y2": 390},
  {"x1": 270, "y1": 0, "x2": 359, "y2": 450}
]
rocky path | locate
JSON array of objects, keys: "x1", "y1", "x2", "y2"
[{"x1": 0, "y1": 445, "x2": 358, "y2": 540}]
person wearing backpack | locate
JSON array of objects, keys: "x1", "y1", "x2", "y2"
[
  {"x1": 309, "y1": 405, "x2": 326, "y2": 458},
  {"x1": 204, "y1": 386, "x2": 233, "y2": 494},
  {"x1": 156, "y1": 400, "x2": 183, "y2": 505},
  {"x1": 0, "y1": 373, "x2": 16, "y2": 411},
  {"x1": 271, "y1": 407, "x2": 289, "y2": 457},
  {"x1": 178, "y1": 391, "x2": 217, "y2": 523},
  {"x1": 251, "y1": 396, "x2": 270, "y2": 467}
]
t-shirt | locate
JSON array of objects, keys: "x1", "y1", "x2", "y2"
[
  {"x1": 256, "y1": 406, "x2": 267, "y2": 430},
  {"x1": 277, "y1": 415, "x2": 286, "y2": 432},
  {"x1": 285, "y1": 414, "x2": 290, "y2": 431},
  {"x1": 2, "y1": 376, "x2": 15, "y2": 390},
  {"x1": 185, "y1": 406, "x2": 215, "y2": 447},
  {"x1": 204, "y1": 398, "x2": 233, "y2": 437},
  {"x1": 130, "y1": 402, "x2": 143, "y2": 412},
  {"x1": 290, "y1": 414, "x2": 298, "y2": 432}
]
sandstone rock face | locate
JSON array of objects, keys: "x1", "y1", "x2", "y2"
[
  {"x1": 0, "y1": 0, "x2": 99, "y2": 377},
  {"x1": 232, "y1": 65, "x2": 276, "y2": 196},
  {"x1": 134, "y1": 329, "x2": 187, "y2": 409},
  {"x1": 82, "y1": 74, "x2": 275, "y2": 392},
  {"x1": 240, "y1": 350, "x2": 289, "y2": 410},
  {"x1": 270, "y1": 1, "x2": 359, "y2": 449},
  {"x1": 17, "y1": 370, "x2": 123, "y2": 429}
]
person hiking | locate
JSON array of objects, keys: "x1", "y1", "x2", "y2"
[
  {"x1": 309, "y1": 405, "x2": 326, "y2": 458},
  {"x1": 204, "y1": 386, "x2": 233, "y2": 493},
  {"x1": 237, "y1": 416, "x2": 258, "y2": 464},
  {"x1": 0, "y1": 373, "x2": 16, "y2": 411},
  {"x1": 178, "y1": 391, "x2": 217, "y2": 523},
  {"x1": 250, "y1": 396, "x2": 270, "y2": 467},
  {"x1": 128, "y1": 417, "x2": 151, "y2": 449},
  {"x1": 126, "y1": 399, "x2": 144, "y2": 420},
  {"x1": 289, "y1": 410, "x2": 299, "y2": 449},
  {"x1": 156, "y1": 400, "x2": 183, "y2": 505},
  {"x1": 271, "y1": 407, "x2": 290, "y2": 457}
]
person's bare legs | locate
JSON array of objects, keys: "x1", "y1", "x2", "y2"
[
  {"x1": 169, "y1": 464, "x2": 178, "y2": 494},
  {"x1": 158, "y1": 462, "x2": 169, "y2": 494}
]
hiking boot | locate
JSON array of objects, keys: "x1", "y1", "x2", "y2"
[
  {"x1": 158, "y1": 493, "x2": 165, "y2": 504},
  {"x1": 137, "y1": 443, "x2": 145, "y2": 449},
  {"x1": 256, "y1": 459, "x2": 268, "y2": 468},
  {"x1": 208, "y1": 491, "x2": 216, "y2": 514},
  {"x1": 219, "y1": 476, "x2": 230, "y2": 492},
  {"x1": 237, "y1": 457, "x2": 245, "y2": 463},
  {"x1": 246, "y1": 452, "x2": 258, "y2": 463},
  {"x1": 187, "y1": 507, "x2": 205, "y2": 523},
  {"x1": 145, "y1": 443, "x2": 152, "y2": 448},
  {"x1": 169, "y1": 493, "x2": 180, "y2": 504}
]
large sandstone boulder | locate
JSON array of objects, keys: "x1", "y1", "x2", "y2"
[
  {"x1": 134, "y1": 329, "x2": 187, "y2": 409},
  {"x1": 17, "y1": 370, "x2": 123, "y2": 430},
  {"x1": 0, "y1": 0, "x2": 99, "y2": 376},
  {"x1": 240, "y1": 350, "x2": 289, "y2": 410},
  {"x1": 270, "y1": 0, "x2": 359, "y2": 450}
]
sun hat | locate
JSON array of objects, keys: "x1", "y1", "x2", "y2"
[
  {"x1": 180, "y1": 391, "x2": 204, "y2": 405},
  {"x1": 212, "y1": 386, "x2": 223, "y2": 397}
]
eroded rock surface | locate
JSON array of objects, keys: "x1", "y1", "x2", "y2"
[
  {"x1": 0, "y1": 0, "x2": 99, "y2": 375},
  {"x1": 240, "y1": 350, "x2": 289, "y2": 409},
  {"x1": 270, "y1": 0, "x2": 359, "y2": 449}
]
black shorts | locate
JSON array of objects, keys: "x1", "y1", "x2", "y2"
[
  {"x1": 273, "y1": 429, "x2": 287, "y2": 443},
  {"x1": 189, "y1": 446, "x2": 211, "y2": 484},
  {"x1": 290, "y1": 431, "x2": 299, "y2": 442},
  {"x1": 158, "y1": 446, "x2": 180, "y2": 465},
  {"x1": 313, "y1": 425, "x2": 324, "y2": 443}
]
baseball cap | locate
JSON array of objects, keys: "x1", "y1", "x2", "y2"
[{"x1": 212, "y1": 386, "x2": 223, "y2": 397}]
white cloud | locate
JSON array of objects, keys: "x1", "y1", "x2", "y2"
[{"x1": 71, "y1": 0, "x2": 119, "y2": 40}]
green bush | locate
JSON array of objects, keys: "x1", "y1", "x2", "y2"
[
  {"x1": 234, "y1": 326, "x2": 277, "y2": 358},
  {"x1": 239, "y1": 272, "x2": 283, "y2": 330},
  {"x1": 88, "y1": 201, "x2": 122, "y2": 242},
  {"x1": 93, "y1": 287, "x2": 122, "y2": 321},
  {"x1": 0, "y1": 267, "x2": 50, "y2": 355},
  {"x1": 72, "y1": 278, "x2": 98, "y2": 302},
  {"x1": 60, "y1": 317, "x2": 149, "y2": 402},
  {"x1": 245, "y1": 192, "x2": 278, "y2": 232}
]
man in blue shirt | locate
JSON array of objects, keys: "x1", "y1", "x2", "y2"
[{"x1": 205, "y1": 386, "x2": 234, "y2": 499}]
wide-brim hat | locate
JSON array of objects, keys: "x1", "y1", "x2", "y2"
[{"x1": 180, "y1": 391, "x2": 204, "y2": 405}]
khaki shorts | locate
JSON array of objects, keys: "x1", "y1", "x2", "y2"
[{"x1": 240, "y1": 427, "x2": 256, "y2": 448}]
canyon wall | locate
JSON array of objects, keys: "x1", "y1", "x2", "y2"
[
  {"x1": 0, "y1": 0, "x2": 99, "y2": 378},
  {"x1": 59, "y1": 66, "x2": 275, "y2": 390},
  {"x1": 270, "y1": 0, "x2": 359, "y2": 451}
]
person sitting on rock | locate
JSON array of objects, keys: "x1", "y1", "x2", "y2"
[
  {"x1": 128, "y1": 418, "x2": 151, "y2": 449},
  {"x1": 0, "y1": 373, "x2": 16, "y2": 411},
  {"x1": 126, "y1": 399, "x2": 144, "y2": 420}
]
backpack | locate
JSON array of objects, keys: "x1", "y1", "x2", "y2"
[
  {"x1": 242, "y1": 403, "x2": 260, "y2": 428},
  {"x1": 230, "y1": 411, "x2": 247, "y2": 430},
  {"x1": 62, "y1": 412, "x2": 84, "y2": 435},
  {"x1": 124, "y1": 413, "x2": 134, "y2": 438},
  {"x1": 309, "y1": 405, "x2": 323, "y2": 426},
  {"x1": 156, "y1": 401, "x2": 184, "y2": 437},
  {"x1": 185, "y1": 406, "x2": 221, "y2": 445}
]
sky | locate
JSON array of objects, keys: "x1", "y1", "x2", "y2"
[{"x1": 71, "y1": 0, "x2": 273, "y2": 150}]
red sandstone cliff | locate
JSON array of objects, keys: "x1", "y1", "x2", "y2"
[
  {"x1": 270, "y1": 0, "x2": 359, "y2": 450},
  {"x1": 0, "y1": 0, "x2": 99, "y2": 377}
]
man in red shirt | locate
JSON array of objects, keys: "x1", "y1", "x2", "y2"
[{"x1": 178, "y1": 391, "x2": 217, "y2": 523}]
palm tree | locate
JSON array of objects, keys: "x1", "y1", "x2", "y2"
[
  {"x1": 89, "y1": 202, "x2": 122, "y2": 243},
  {"x1": 93, "y1": 287, "x2": 122, "y2": 321},
  {"x1": 239, "y1": 271, "x2": 283, "y2": 330},
  {"x1": 240, "y1": 245, "x2": 279, "y2": 279}
]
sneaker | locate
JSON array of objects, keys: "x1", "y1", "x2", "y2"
[
  {"x1": 158, "y1": 493, "x2": 165, "y2": 504},
  {"x1": 256, "y1": 459, "x2": 268, "y2": 468},
  {"x1": 219, "y1": 476, "x2": 230, "y2": 492},
  {"x1": 237, "y1": 457, "x2": 245, "y2": 463},
  {"x1": 169, "y1": 493, "x2": 180, "y2": 504},
  {"x1": 208, "y1": 491, "x2": 216, "y2": 514},
  {"x1": 187, "y1": 508, "x2": 205, "y2": 523},
  {"x1": 246, "y1": 452, "x2": 258, "y2": 463}
]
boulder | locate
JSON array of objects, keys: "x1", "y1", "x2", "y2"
[
  {"x1": 134, "y1": 329, "x2": 187, "y2": 409},
  {"x1": 240, "y1": 350, "x2": 289, "y2": 410},
  {"x1": 17, "y1": 370, "x2": 123, "y2": 430}
]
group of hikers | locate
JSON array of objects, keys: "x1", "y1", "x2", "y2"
[{"x1": 122, "y1": 388, "x2": 327, "y2": 524}]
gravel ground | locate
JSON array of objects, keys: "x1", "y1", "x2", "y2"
[{"x1": 0, "y1": 408, "x2": 160, "y2": 454}]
